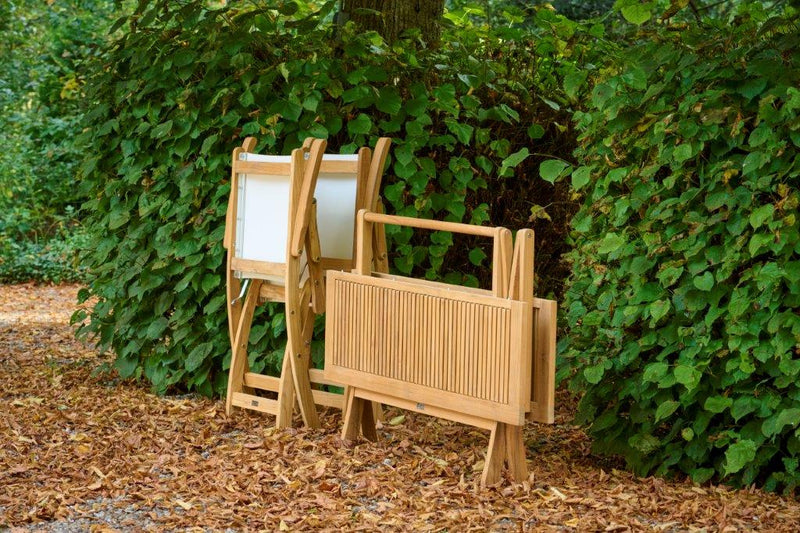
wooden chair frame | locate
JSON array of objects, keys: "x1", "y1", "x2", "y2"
[
  {"x1": 324, "y1": 210, "x2": 556, "y2": 485},
  {"x1": 223, "y1": 137, "x2": 391, "y2": 429}
]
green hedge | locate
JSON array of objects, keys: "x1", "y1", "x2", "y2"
[
  {"x1": 0, "y1": 0, "x2": 115, "y2": 283},
  {"x1": 561, "y1": 16, "x2": 800, "y2": 492},
  {"x1": 75, "y1": 2, "x2": 583, "y2": 396}
]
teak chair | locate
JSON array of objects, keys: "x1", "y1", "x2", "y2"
[
  {"x1": 324, "y1": 210, "x2": 557, "y2": 485},
  {"x1": 223, "y1": 137, "x2": 391, "y2": 429}
]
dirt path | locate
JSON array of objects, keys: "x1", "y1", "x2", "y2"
[{"x1": 1, "y1": 283, "x2": 798, "y2": 531}]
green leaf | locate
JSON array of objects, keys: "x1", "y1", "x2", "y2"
[
  {"x1": 762, "y1": 408, "x2": 800, "y2": 437},
  {"x1": 468, "y1": 247, "x2": 486, "y2": 266},
  {"x1": 584, "y1": 364, "x2": 605, "y2": 384},
  {"x1": 598, "y1": 233, "x2": 625, "y2": 254},
  {"x1": 748, "y1": 233, "x2": 773, "y2": 257},
  {"x1": 621, "y1": 3, "x2": 652, "y2": 25},
  {"x1": 501, "y1": 148, "x2": 530, "y2": 175},
  {"x1": 656, "y1": 400, "x2": 679, "y2": 421},
  {"x1": 629, "y1": 433, "x2": 660, "y2": 454},
  {"x1": 145, "y1": 317, "x2": 169, "y2": 340},
  {"x1": 571, "y1": 166, "x2": 592, "y2": 190},
  {"x1": 724, "y1": 440, "x2": 757, "y2": 475},
  {"x1": 151, "y1": 120, "x2": 173, "y2": 139},
  {"x1": 347, "y1": 113, "x2": 372, "y2": 135},
  {"x1": 445, "y1": 119, "x2": 473, "y2": 145},
  {"x1": 185, "y1": 342, "x2": 212, "y2": 372},
  {"x1": 704, "y1": 396, "x2": 733, "y2": 414},
  {"x1": 674, "y1": 365, "x2": 701, "y2": 391},
  {"x1": 693, "y1": 271, "x2": 714, "y2": 291},
  {"x1": 527, "y1": 124, "x2": 545, "y2": 140},
  {"x1": 539, "y1": 159, "x2": 571, "y2": 183},
  {"x1": 649, "y1": 299, "x2": 670, "y2": 321},
  {"x1": 672, "y1": 144, "x2": 692, "y2": 163},
  {"x1": 749, "y1": 204, "x2": 774, "y2": 229},
  {"x1": 563, "y1": 70, "x2": 588, "y2": 100},
  {"x1": 108, "y1": 209, "x2": 130, "y2": 230},
  {"x1": 657, "y1": 265, "x2": 684, "y2": 287},
  {"x1": 376, "y1": 87, "x2": 402, "y2": 115},
  {"x1": 643, "y1": 362, "x2": 668, "y2": 383},
  {"x1": 115, "y1": 354, "x2": 139, "y2": 379}
]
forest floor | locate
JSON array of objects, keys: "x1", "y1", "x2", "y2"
[{"x1": 1, "y1": 283, "x2": 799, "y2": 532}]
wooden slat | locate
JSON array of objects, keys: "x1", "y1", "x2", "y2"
[
  {"x1": 319, "y1": 159, "x2": 361, "y2": 174},
  {"x1": 231, "y1": 258, "x2": 285, "y2": 277},
  {"x1": 354, "y1": 388, "x2": 495, "y2": 430},
  {"x1": 312, "y1": 389, "x2": 344, "y2": 409},
  {"x1": 258, "y1": 282, "x2": 286, "y2": 303},
  {"x1": 362, "y1": 210, "x2": 499, "y2": 238},
  {"x1": 243, "y1": 372, "x2": 280, "y2": 391},
  {"x1": 231, "y1": 392, "x2": 279, "y2": 415},
  {"x1": 529, "y1": 298, "x2": 557, "y2": 424},
  {"x1": 232, "y1": 160, "x2": 292, "y2": 175},
  {"x1": 308, "y1": 368, "x2": 341, "y2": 388},
  {"x1": 371, "y1": 273, "x2": 492, "y2": 296},
  {"x1": 320, "y1": 258, "x2": 352, "y2": 271}
]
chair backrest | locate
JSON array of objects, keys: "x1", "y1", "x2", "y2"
[
  {"x1": 234, "y1": 153, "x2": 294, "y2": 265},
  {"x1": 229, "y1": 138, "x2": 392, "y2": 277}
]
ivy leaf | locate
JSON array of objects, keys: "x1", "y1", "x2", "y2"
[
  {"x1": 655, "y1": 400, "x2": 679, "y2": 421},
  {"x1": 704, "y1": 396, "x2": 733, "y2": 414},
  {"x1": 621, "y1": 4, "x2": 652, "y2": 25},
  {"x1": 724, "y1": 440, "x2": 757, "y2": 475},
  {"x1": 672, "y1": 144, "x2": 693, "y2": 163},
  {"x1": 643, "y1": 362, "x2": 668, "y2": 383},
  {"x1": 748, "y1": 233, "x2": 772, "y2": 257},
  {"x1": 584, "y1": 364, "x2": 605, "y2": 384},
  {"x1": 539, "y1": 159, "x2": 571, "y2": 183},
  {"x1": 347, "y1": 113, "x2": 372, "y2": 135},
  {"x1": 598, "y1": 233, "x2": 625, "y2": 254},
  {"x1": 674, "y1": 365, "x2": 701, "y2": 391},
  {"x1": 445, "y1": 118, "x2": 473, "y2": 145},
  {"x1": 571, "y1": 166, "x2": 592, "y2": 190},
  {"x1": 749, "y1": 204, "x2": 774, "y2": 229},
  {"x1": 693, "y1": 271, "x2": 714, "y2": 291},
  {"x1": 145, "y1": 317, "x2": 169, "y2": 340},
  {"x1": 761, "y1": 408, "x2": 800, "y2": 437},
  {"x1": 650, "y1": 299, "x2": 670, "y2": 321},
  {"x1": 501, "y1": 148, "x2": 530, "y2": 170},
  {"x1": 376, "y1": 87, "x2": 402, "y2": 115},
  {"x1": 468, "y1": 247, "x2": 486, "y2": 266},
  {"x1": 563, "y1": 70, "x2": 588, "y2": 100}
]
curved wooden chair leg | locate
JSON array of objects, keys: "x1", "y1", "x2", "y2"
[
  {"x1": 225, "y1": 279, "x2": 262, "y2": 415},
  {"x1": 275, "y1": 343, "x2": 295, "y2": 429},
  {"x1": 284, "y1": 282, "x2": 320, "y2": 429}
]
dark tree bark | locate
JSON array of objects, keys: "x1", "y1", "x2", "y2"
[{"x1": 339, "y1": 0, "x2": 445, "y2": 45}]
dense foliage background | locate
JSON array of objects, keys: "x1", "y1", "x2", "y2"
[
  {"x1": 559, "y1": 4, "x2": 800, "y2": 492},
  {"x1": 4, "y1": 0, "x2": 799, "y2": 493},
  {"x1": 0, "y1": 0, "x2": 115, "y2": 282},
  {"x1": 72, "y1": 1, "x2": 584, "y2": 396}
]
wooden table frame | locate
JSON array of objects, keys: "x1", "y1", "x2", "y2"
[{"x1": 325, "y1": 210, "x2": 556, "y2": 485}]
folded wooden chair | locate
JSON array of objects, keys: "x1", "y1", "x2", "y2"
[
  {"x1": 223, "y1": 137, "x2": 391, "y2": 429},
  {"x1": 324, "y1": 210, "x2": 556, "y2": 485}
]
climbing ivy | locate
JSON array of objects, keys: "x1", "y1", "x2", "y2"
[
  {"x1": 75, "y1": 1, "x2": 585, "y2": 396},
  {"x1": 560, "y1": 10, "x2": 800, "y2": 492}
]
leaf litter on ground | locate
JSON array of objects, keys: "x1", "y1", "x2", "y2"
[{"x1": 1, "y1": 283, "x2": 799, "y2": 531}]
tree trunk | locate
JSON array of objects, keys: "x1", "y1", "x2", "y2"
[{"x1": 339, "y1": 0, "x2": 444, "y2": 45}]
